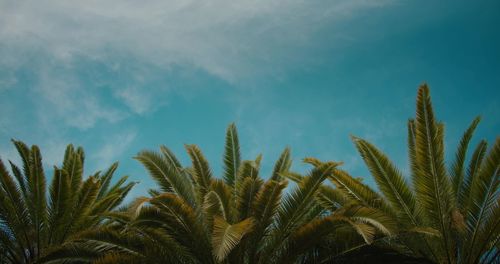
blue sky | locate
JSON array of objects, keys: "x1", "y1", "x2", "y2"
[{"x1": 0, "y1": 0, "x2": 499, "y2": 197}]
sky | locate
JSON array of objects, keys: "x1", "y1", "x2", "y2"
[{"x1": 0, "y1": 0, "x2": 499, "y2": 198}]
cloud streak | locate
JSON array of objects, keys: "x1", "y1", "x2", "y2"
[{"x1": 0, "y1": 0, "x2": 391, "y2": 81}]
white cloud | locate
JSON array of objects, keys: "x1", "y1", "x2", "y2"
[
  {"x1": 0, "y1": 0, "x2": 392, "y2": 132},
  {"x1": 92, "y1": 130, "x2": 137, "y2": 169},
  {"x1": 0, "y1": 0, "x2": 391, "y2": 81},
  {"x1": 33, "y1": 67, "x2": 126, "y2": 130}
]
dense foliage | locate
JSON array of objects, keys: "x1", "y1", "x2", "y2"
[
  {"x1": 0, "y1": 142, "x2": 135, "y2": 263},
  {"x1": 0, "y1": 85, "x2": 498, "y2": 263}
]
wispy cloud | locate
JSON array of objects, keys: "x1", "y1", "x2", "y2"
[
  {"x1": 0, "y1": 0, "x2": 392, "y2": 131},
  {"x1": 92, "y1": 130, "x2": 137, "y2": 170},
  {"x1": 34, "y1": 67, "x2": 126, "y2": 130},
  {"x1": 0, "y1": 0, "x2": 391, "y2": 80}
]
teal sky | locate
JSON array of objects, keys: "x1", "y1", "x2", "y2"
[{"x1": 1, "y1": 0, "x2": 499, "y2": 197}]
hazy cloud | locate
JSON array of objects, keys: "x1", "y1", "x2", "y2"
[{"x1": 92, "y1": 130, "x2": 137, "y2": 169}]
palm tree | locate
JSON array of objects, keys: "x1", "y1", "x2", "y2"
[
  {"x1": 328, "y1": 84, "x2": 499, "y2": 263},
  {"x1": 45, "y1": 124, "x2": 391, "y2": 263},
  {"x1": 0, "y1": 140, "x2": 136, "y2": 263}
]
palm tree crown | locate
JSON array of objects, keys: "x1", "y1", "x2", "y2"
[
  {"x1": 330, "y1": 84, "x2": 499, "y2": 263},
  {"x1": 0, "y1": 140, "x2": 135, "y2": 263}
]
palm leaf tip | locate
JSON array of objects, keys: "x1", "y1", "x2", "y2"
[
  {"x1": 270, "y1": 147, "x2": 292, "y2": 181},
  {"x1": 223, "y1": 123, "x2": 241, "y2": 186}
]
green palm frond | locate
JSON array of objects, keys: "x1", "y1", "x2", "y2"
[
  {"x1": 47, "y1": 168, "x2": 71, "y2": 244},
  {"x1": 223, "y1": 123, "x2": 241, "y2": 187},
  {"x1": 278, "y1": 215, "x2": 351, "y2": 263},
  {"x1": 450, "y1": 117, "x2": 481, "y2": 199},
  {"x1": 316, "y1": 185, "x2": 348, "y2": 211},
  {"x1": 148, "y1": 193, "x2": 200, "y2": 235},
  {"x1": 0, "y1": 158, "x2": 32, "y2": 260},
  {"x1": 135, "y1": 149, "x2": 195, "y2": 205},
  {"x1": 261, "y1": 164, "x2": 336, "y2": 262},
  {"x1": 461, "y1": 140, "x2": 488, "y2": 215},
  {"x1": 62, "y1": 144, "x2": 84, "y2": 197},
  {"x1": 463, "y1": 137, "x2": 500, "y2": 263},
  {"x1": 185, "y1": 144, "x2": 213, "y2": 206},
  {"x1": 96, "y1": 162, "x2": 119, "y2": 199}
]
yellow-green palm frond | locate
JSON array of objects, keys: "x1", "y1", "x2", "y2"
[
  {"x1": 413, "y1": 84, "x2": 454, "y2": 262},
  {"x1": 236, "y1": 176, "x2": 263, "y2": 221},
  {"x1": 204, "y1": 179, "x2": 234, "y2": 222},
  {"x1": 62, "y1": 144, "x2": 84, "y2": 198},
  {"x1": 339, "y1": 204, "x2": 397, "y2": 236},
  {"x1": 303, "y1": 157, "x2": 344, "y2": 168},
  {"x1": 185, "y1": 144, "x2": 213, "y2": 207},
  {"x1": 270, "y1": 147, "x2": 292, "y2": 181},
  {"x1": 352, "y1": 136, "x2": 418, "y2": 226},
  {"x1": 212, "y1": 216, "x2": 254, "y2": 262},
  {"x1": 330, "y1": 169, "x2": 387, "y2": 210}
]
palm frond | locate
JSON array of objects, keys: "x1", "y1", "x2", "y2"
[
  {"x1": 270, "y1": 147, "x2": 292, "y2": 181},
  {"x1": 223, "y1": 123, "x2": 241, "y2": 187},
  {"x1": 0, "y1": 158, "x2": 32, "y2": 260},
  {"x1": 450, "y1": 117, "x2": 481, "y2": 200},
  {"x1": 48, "y1": 167, "x2": 71, "y2": 244},
  {"x1": 204, "y1": 179, "x2": 234, "y2": 222},
  {"x1": 245, "y1": 179, "x2": 287, "y2": 263},
  {"x1": 135, "y1": 150, "x2": 195, "y2": 205},
  {"x1": 185, "y1": 144, "x2": 213, "y2": 206},
  {"x1": 236, "y1": 176, "x2": 263, "y2": 221},
  {"x1": 352, "y1": 136, "x2": 418, "y2": 225},
  {"x1": 461, "y1": 140, "x2": 488, "y2": 215},
  {"x1": 330, "y1": 169, "x2": 387, "y2": 210},
  {"x1": 413, "y1": 84, "x2": 454, "y2": 262},
  {"x1": 262, "y1": 164, "x2": 336, "y2": 261},
  {"x1": 62, "y1": 144, "x2": 84, "y2": 196},
  {"x1": 96, "y1": 162, "x2": 119, "y2": 199},
  {"x1": 212, "y1": 216, "x2": 254, "y2": 262},
  {"x1": 28, "y1": 145, "x2": 47, "y2": 259},
  {"x1": 464, "y1": 137, "x2": 500, "y2": 263}
]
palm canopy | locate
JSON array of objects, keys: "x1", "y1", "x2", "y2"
[
  {"x1": 330, "y1": 85, "x2": 499, "y2": 264},
  {"x1": 0, "y1": 140, "x2": 135, "y2": 264},
  {"x1": 45, "y1": 123, "x2": 393, "y2": 264}
]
